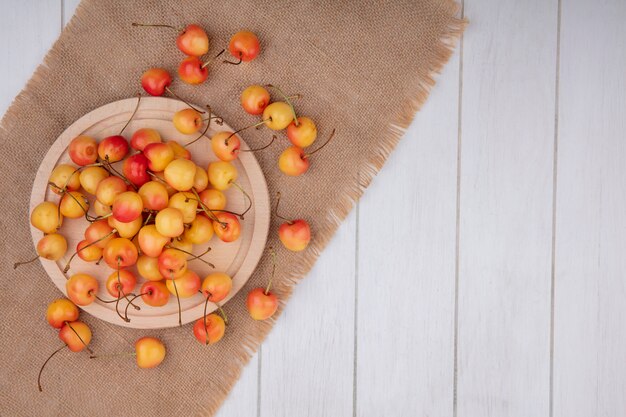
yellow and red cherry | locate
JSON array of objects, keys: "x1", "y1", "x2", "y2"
[
  {"x1": 98, "y1": 135, "x2": 129, "y2": 163},
  {"x1": 108, "y1": 215, "x2": 143, "y2": 239},
  {"x1": 158, "y1": 248, "x2": 188, "y2": 279},
  {"x1": 164, "y1": 158, "x2": 197, "y2": 191},
  {"x1": 31, "y1": 201, "x2": 63, "y2": 233},
  {"x1": 193, "y1": 313, "x2": 225, "y2": 345},
  {"x1": 279, "y1": 128, "x2": 335, "y2": 176},
  {"x1": 135, "y1": 336, "x2": 166, "y2": 368},
  {"x1": 138, "y1": 181, "x2": 169, "y2": 211},
  {"x1": 122, "y1": 153, "x2": 150, "y2": 187},
  {"x1": 263, "y1": 101, "x2": 294, "y2": 130},
  {"x1": 137, "y1": 255, "x2": 164, "y2": 281},
  {"x1": 68, "y1": 135, "x2": 98, "y2": 166},
  {"x1": 76, "y1": 239, "x2": 103, "y2": 262},
  {"x1": 140, "y1": 281, "x2": 170, "y2": 307},
  {"x1": 60, "y1": 320, "x2": 92, "y2": 352},
  {"x1": 106, "y1": 269, "x2": 137, "y2": 298},
  {"x1": 66, "y1": 273, "x2": 98, "y2": 306},
  {"x1": 208, "y1": 161, "x2": 237, "y2": 190},
  {"x1": 240, "y1": 85, "x2": 270, "y2": 115},
  {"x1": 213, "y1": 212, "x2": 241, "y2": 242},
  {"x1": 166, "y1": 140, "x2": 192, "y2": 160},
  {"x1": 178, "y1": 56, "x2": 209, "y2": 85},
  {"x1": 79, "y1": 166, "x2": 109, "y2": 195},
  {"x1": 228, "y1": 31, "x2": 260, "y2": 62},
  {"x1": 84, "y1": 219, "x2": 116, "y2": 248},
  {"x1": 141, "y1": 68, "x2": 172, "y2": 96},
  {"x1": 94, "y1": 199, "x2": 112, "y2": 216},
  {"x1": 201, "y1": 272, "x2": 232, "y2": 303},
  {"x1": 246, "y1": 287, "x2": 278, "y2": 320},
  {"x1": 184, "y1": 214, "x2": 214, "y2": 244},
  {"x1": 133, "y1": 22, "x2": 209, "y2": 57},
  {"x1": 96, "y1": 175, "x2": 127, "y2": 206},
  {"x1": 193, "y1": 166, "x2": 209, "y2": 192},
  {"x1": 103, "y1": 237, "x2": 138, "y2": 268},
  {"x1": 112, "y1": 191, "x2": 143, "y2": 223},
  {"x1": 49, "y1": 164, "x2": 81, "y2": 194},
  {"x1": 46, "y1": 299, "x2": 79, "y2": 328},
  {"x1": 138, "y1": 224, "x2": 170, "y2": 257},
  {"x1": 211, "y1": 131, "x2": 240, "y2": 162},
  {"x1": 173, "y1": 108, "x2": 203, "y2": 134},
  {"x1": 198, "y1": 188, "x2": 226, "y2": 211},
  {"x1": 287, "y1": 117, "x2": 317, "y2": 147},
  {"x1": 143, "y1": 142, "x2": 174, "y2": 171},
  {"x1": 166, "y1": 269, "x2": 201, "y2": 298},
  {"x1": 37, "y1": 233, "x2": 68, "y2": 261},
  {"x1": 168, "y1": 192, "x2": 197, "y2": 223},
  {"x1": 279, "y1": 220, "x2": 311, "y2": 252},
  {"x1": 59, "y1": 191, "x2": 89, "y2": 219},
  {"x1": 130, "y1": 127, "x2": 161, "y2": 151},
  {"x1": 155, "y1": 207, "x2": 185, "y2": 238}
]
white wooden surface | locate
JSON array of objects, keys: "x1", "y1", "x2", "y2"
[{"x1": 2, "y1": 1, "x2": 625, "y2": 416}]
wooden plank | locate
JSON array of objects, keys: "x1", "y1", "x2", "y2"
[
  {"x1": 455, "y1": 1, "x2": 559, "y2": 416},
  {"x1": 552, "y1": 1, "x2": 626, "y2": 416},
  {"x1": 355, "y1": 42, "x2": 460, "y2": 416},
  {"x1": 260, "y1": 212, "x2": 356, "y2": 417},
  {"x1": 0, "y1": 0, "x2": 61, "y2": 114}
]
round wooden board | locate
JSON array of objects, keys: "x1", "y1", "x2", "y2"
[{"x1": 29, "y1": 97, "x2": 270, "y2": 329}]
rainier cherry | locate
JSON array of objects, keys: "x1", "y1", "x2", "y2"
[
  {"x1": 166, "y1": 269, "x2": 201, "y2": 298},
  {"x1": 49, "y1": 164, "x2": 81, "y2": 194},
  {"x1": 138, "y1": 224, "x2": 170, "y2": 257},
  {"x1": 76, "y1": 239, "x2": 103, "y2": 262},
  {"x1": 178, "y1": 56, "x2": 209, "y2": 85},
  {"x1": 193, "y1": 166, "x2": 209, "y2": 192},
  {"x1": 105, "y1": 269, "x2": 137, "y2": 298},
  {"x1": 90, "y1": 336, "x2": 166, "y2": 369},
  {"x1": 66, "y1": 273, "x2": 98, "y2": 306},
  {"x1": 212, "y1": 212, "x2": 241, "y2": 242},
  {"x1": 164, "y1": 158, "x2": 197, "y2": 191},
  {"x1": 228, "y1": 31, "x2": 260, "y2": 62},
  {"x1": 201, "y1": 272, "x2": 232, "y2": 303},
  {"x1": 133, "y1": 22, "x2": 209, "y2": 57},
  {"x1": 84, "y1": 219, "x2": 116, "y2": 248},
  {"x1": 46, "y1": 298, "x2": 79, "y2": 328},
  {"x1": 240, "y1": 85, "x2": 270, "y2": 115},
  {"x1": 155, "y1": 207, "x2": 185, "y2": 238},
  {"x1": 98, "y1": 135, "x2": 129, "y2": 163},
  {"x1": 59, "y1": 191, "x2": 89, "y2": 219},
  {"x1": 31, "y1": 201, "x2": 62, "y2": 233},
  {"x1": 139, "y1": 281, "x2": 170, "y2": 307},
  {"x1": 112, "y1": 191, "x2": 143, "y2": 223},
  {"x1": 122, "y1": 153, "x2": 150, "y2": 187},
  {"x1": 279, "y1": 129, "x2": 335, "y2": 176},
  {"x1": 198, "y1": 188, "x2": 226, "y2": 211},
  {"x1": 184, "y1": 214, "x2": 214, "y2": 244},
  {"x1": 130, "y1": 127, "x2": 161, "y2": 151},
  {"x1": 173, "y1": 108, "x2": 203, "y2": 134},
  {"x1": 68, "y1": 135, "x2": 98, "y2": 166},
  {"x1": 138, "y1": 181, "x2": 169, "y2": 211},
  {"x1": 103, "y1": 237, "x2": 138, "y2": 268},
  {"x1": 246, "y1": 249, "x2": 279, "y2": 320},
  {"x1": 211, "y1": 131, "x2": 240, "y2": 162},
  {"x1": 263, "y1": 102, "x2": 294, "y2": 130},
  {"x1": 141, "y1": 68, "x2": 172, "y2": 96},
  {"x1": 167, "y1": 140, "x2": 192, "y2": 160},
  {"x1": 207, "y1": 161, "x2": 237, "y2": 191},
  {"x1": 193, "y1": 313, "x2": 225, "y2": 345},
  {"x1": 274, "y1": 192, "x2": 311, "y2": 251},
  {"x1": 287, "y1": 116, "x2": 317, "y2": 147},
  {"x1": 96, "y1": 176, "x2": 127, "y2": 206},
  {"x1": 144, "y1": 142, "x2": 174, "y2": 171},
  {"x1": 136, "y1": 255, "x2": 164, "y2": 281},
  {"x1": 36, "y1": 233, "x2": 68, "y2": 261},
  {"x1": 158, "y1": 248, "x2": 188, "y2": 279},
  {"x1": 108, "y1": 216, "x2": 143, "y2": 239},
  {"x1": 168, "y1": 192, "x2": 197, "y2": 223},
  {"x1": 79, "y1": 166, "x2": 109, "y2": 195}
]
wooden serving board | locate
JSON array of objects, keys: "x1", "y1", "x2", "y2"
[{"x1": 29, "y1": 97, "x2": 270, "y2": 329}]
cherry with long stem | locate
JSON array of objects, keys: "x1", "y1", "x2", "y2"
[
  {"x1": 302, "y1": 128, "x2": 336, "y2": 159},
  {"x1": 63, "y1": 229, "x2": 117, "y2": 273},
  {"x1": 119, "y1": 94, "x2": 141, "y2": 136},
  {"x1": 199, "y1": 290, "x2": 229, "y2": 345},
  {"x1": 265, "y1": 84, "x2": 299, "y2": 126},
  {"x1": 124, "y1": 292, "x2": 149, "y2": 322},
  {"x1": 190, "y1": 188, "x2": 226, "y2": 225},
  {"x1": 14, "y1": 255, "x2": 39, "y2": 269},
  {"x1": 230, "y1": 182, "x2": 253, "y2": 220},
  {"x1": 65, "y1": 321, "x2": 93, "y2": 354},
  {"x1": 38, "y1": 345, "x2": 66, "y2": 392}
]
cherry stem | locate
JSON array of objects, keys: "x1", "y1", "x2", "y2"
[
  {"x1": 38, "y1": 345, "x2": 66, "y2": 392},
  {"x1": 305, "y1": 128, "x2": 336, "y2": 158},
  {"x1": 90, "y1": 351, "x2": 136, "y2": 359},
  {"x1": 202, "y1": 115, "x2": 224, "y2": 125},
  {"x1": 202, "y1": 292, "x2": 211, "y2": 345},
  {"x1": 65, "y1": 321, "x2": 93, "y2": 354},
  {"x1": 63, "y1": 229, "x2": 117, "y2": 273},
  {"x1": 14, "y1": 255, "x2": 39, "y2": 269},
  {"x1": 265, "y1": 84, "x2": 299, "y2": 126},
  {"x1": 190, "y1": 188, "x2": 227, "y2": 225},
  {"x1": 185, "y1": 105, "x2": 213, "y2": 147},
  {"x1": 230, "y1": 182, "x2": 252, "y2": 220},
  {"x1": 216, "y1": 305, "x2": 229, "y2": 325},
  {"x1": 223, "y1": 51, "x2": 242, "y2": 65},
  {"x1": 119, "y1": 94, "x2": 141, "y2": 135},
  {"x1": 165, "y1": 245, "x2": 214, "y2": 268},
  {"x1": 171, "y1": 273, "x2": 182, "y2": 327},
  {"x1": 131, "y1": 22, "x2": 181, "y2": 31},
  {"x1": 117, "y1": 260, "x2": 139, "y2": 314},
  {"x1": 265, "y1": 247, "x2": 276, "y2": 295},
  {"x1": 225, "y1": 119, "x2": 270, "y2": 145},
  {"x1": 240, "y1": 135, "x2": 276, "y2": 153},
  {"x1": 201, "y1": 49, "x2": 226, "y2": 69},
  {"x1": 124, "y1": 292, "x2": 149, "y2": 322},
  {"x1": 273, "y1": 192, "x2": 294, "y2": 225},
  {"x1": 146, "y1": 170, "x2": 166, "y2": 183},
  {"x1": 144, "y1": 212, "x2": 153, "y2": 226},
  {"x1": 164, "y1": 87, "x2": 205, "y2": 114},
  {"x1": 103, "y1": 156, "x2": 137, "y2": 191}
]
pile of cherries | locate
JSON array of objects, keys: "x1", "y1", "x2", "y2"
[{"x1": 24, "y1": 20, "x2": 332, "y2": 391}]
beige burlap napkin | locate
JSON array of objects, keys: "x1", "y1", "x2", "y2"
[{"x1": 0, "y1": 0, "x2": 464, "y2": 415}]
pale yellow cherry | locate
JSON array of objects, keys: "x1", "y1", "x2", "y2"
[
  {"x1": 168, "y1": 192, "x2": 197, "y2": 223},
  {"x1": 138, "y1": 181, "x2": 169, "y2": 211},
  {"x1": 193, "y1": 166, "x2": 209, "y2": 192},
  {"x1": 49, "y1": 164, "x2": 81, "y2": 194},
  {"x1": 138, "y1": 224, "x2": 170, "y2": 257},
  {"x1": 37, "y1": 233, "x2": 68, "y2": 261},
  {"x1": 136, "y1": 255, "x2": 164, "y2": 281},
  {"x1": 79, "y1": 166, "x2": 109, "y2": 195},
  {"x1": 198, "y1": 188, "x2": 227, "y2": 211},
  {"x1": 184, "y1": 214, "x2": 214, "y2": 244},
  {"x1": 108, "y1": 216, "x2": 143, "y2": 239},
  {"x1": 60, "y1": 191, "x2": 89, "y2": 219},
  {"x1": 164, "y1": 159, "x2": 196, "y2": 191},
  {"x1": 155, "y1": 207, "x2": 185, "y2": 237},
  {"x1": 31, "y1": 201, "x2": 63, "y2": 233},
  {"x1": 208, "y1": 161, "x2": 237, "y2": 191}
]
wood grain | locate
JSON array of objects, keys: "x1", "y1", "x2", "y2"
[
  {"x1": 552, "y1": 1, "x2": 626, "y2": 416},
  {"x1": 356, "y1": 47, "x2": 460, "y2": 416},
  {"x1": 456, "y1": 0, "x2": 558, "y2": 415}
]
